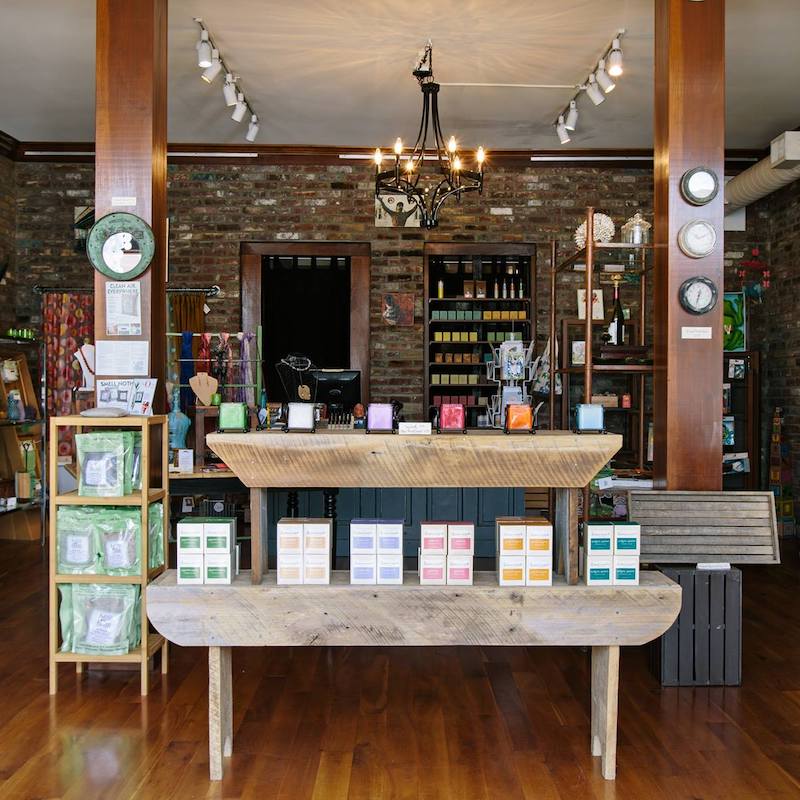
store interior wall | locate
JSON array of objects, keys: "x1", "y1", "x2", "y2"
[{"x1": 0, "y1": 155, "x2": 15, "y2": 335}]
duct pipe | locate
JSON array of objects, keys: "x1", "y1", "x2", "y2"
[{"x1": 725, "y1": 143, "x2": 800, "y2": 212}]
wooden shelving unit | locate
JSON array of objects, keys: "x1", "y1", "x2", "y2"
[
  {"x1": 48, "y1": 414, "x2": 169, "y2": 695},
  {"x1": 723, "y1": 350, "x2": 760, "y2": 490},
  {"x1": 423, "y1": 242, "x2": 537, "y2": 425},
  {"x1": 0, "y1": 341, "x2": 42, "y2": 481}
]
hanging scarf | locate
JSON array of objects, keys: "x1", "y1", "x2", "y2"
[
  {"x1": 179, "y1": 331, "x2": 194, "y2": 410},
  {"x1": 239, "y1": 332, "x2": 255, "y2": 406},
  {"x1": 198, "y1": 332, "x2": 212, "y2": 375}
]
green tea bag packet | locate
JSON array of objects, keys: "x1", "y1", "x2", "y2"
[
  {"x1": 148, "y1": 502, "x2": 164, "y2": 569},
  {"x1": 122, "y1": 431, "x2": 136, "y2": 495},
  {"x1": 131, "y1": 431, "x2": 143, "y2": 492},
  {"x1": 56, "y1": 507, "x2": 100, "y2": 574},
  {"x1": 71, "y1": 584, "x2": 140, "y2": 655},
  {"x1": 96, "y1": 507, "x2": 141, "y2": 575},
  {"x1": 76, "y1": 432, "x2": 129, "y2": 497},
  {"x1": 58, "y1": 584, "x2": 74, "y2": 652}
]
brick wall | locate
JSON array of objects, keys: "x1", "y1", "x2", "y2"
[
  {"x1": 14, "y1": 160, "x2": 653, "y2": 416},
  {"x1": 0, "y1": 155, "x2": 15, "y2": 334}
]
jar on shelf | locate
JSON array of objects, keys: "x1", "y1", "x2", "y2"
[{"x1": 621, "y1": 212, "x2": 651, "y2": 245}]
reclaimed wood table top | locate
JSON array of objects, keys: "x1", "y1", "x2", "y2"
[
  {"x1": 148, "y1": 569, "x2": 680, "y2": 648},
  {"x1": 205, "y1": 429, "x2": 623, "y2": 489}
]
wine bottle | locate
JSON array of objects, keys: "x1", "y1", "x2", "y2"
[
  {"x1": 510, "y1": 278, "x2": 516, "y2": 299},
  {"x1": 519, "y1": 277, "x2": 524, "y2": 299},
  {"x1": 608, "y1": 279, "x2": 625, "y2": 346},
  {"x1": 502, "y1": 279, "x2": 507, "y2": 299},
  {"x1": 494, "y1": 278, "x2": 499, "y2": 299}
]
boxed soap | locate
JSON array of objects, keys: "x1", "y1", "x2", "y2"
[
  {"x1": 303, "y1": 553, "x2": 331, "y2": 585},
  {"x1": 448, "y1": 523, "x2": 474, "y2": 555},
  {"x1": 377, "y1": 520, "x2": 404, "y2": 554},
  {"x1": 526, "y1": 521, "x2": 553, "y2": 555},
  {"x1": 446, "y1": 554, "x2": 473, "y2": 585},
  {"x1": 498, "y1": 555, "x2": 526, "y2": 586},
  {"x1": 613, "y1": 522, "x2": 641, "y2": 556},
  {"x1": 419, "y1": 552, "x2": 446, "y2": 585},
  {"x1": 377, "y1": 553, "x2": 403, "y2": 585},
  {"x1": 304, "y1": 519, "x2": 332, "y2": 555},
  {"x1": 526, "y1": 555, "x2": 553, "y2": 587},
  {"x1": 585, "y1": 522, "x2": 613, "y2": 555},
  {"x1": 350, "y1": 553, "x2": 377, "y2": 584},
  {"x1": 277, "y1": 520, "x2": 304, "y2": 553},
  {"x1": 613, "y1": 556, "x2": 640, "y2": 586},
  {"x1": 204, "y1": 517, "x2": 236, "y2": 553},
  {"x1": 585, "y1": 555, "x2": 613, "y2": 586},
  {"x1": 350, "y1": 519, "x2": 377, "y2": 555},
  {"x1": 205, "y1": 551, "x2": 235, "y2": 584},
  {"x1": 497, "y1": 521, "x2": 526, "y2": 554},
  {"x1": 277, "y1": 553, "x2": 303, "y2": 585},
  {"x1": 420, "y1": 522, "x2": 448, "y2": 554},
  {"x1": 176, "y1": 520, "x2": 204, "y2": 554},
  {"x1": 177, "y1": 553, "x2": 204, "y2": 584}
]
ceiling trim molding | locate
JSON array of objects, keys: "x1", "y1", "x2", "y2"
[{"x1": 7, "y1": 136, "x2": 766, "y2": 172}]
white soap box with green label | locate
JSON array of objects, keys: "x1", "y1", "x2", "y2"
[
  {"x1": 177, "y1": 553, "x2": 204, "y2": 584},
  {"x1": 584, "y1": 555, "x2": 613, "y2": 586},
  {"x1": 585, "y1": 522, "x2": 614, "y2": 556},
  {"x1": 176, "y1": 521, "x2": 204, "y2": 555},
  {"x1": 613, "y1": 555, "x2": 640, "y2": 586},
  {"x1": 203, "y1": 517, "x2": 236, "y2": 554},
  {"x1": 613, "y1": 522, "x2": 641, "y2": 556},
  {"x1": 205, "y1": 551, "x2": 235, "y2": 584}
]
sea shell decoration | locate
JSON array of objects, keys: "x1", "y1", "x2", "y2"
[{"x1": 574, "y1": 212, "x2": 615, "y2": 250}]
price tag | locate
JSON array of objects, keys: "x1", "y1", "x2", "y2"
[{"x1": 681, "y1": 326, "x2": 712, "y2": 340}]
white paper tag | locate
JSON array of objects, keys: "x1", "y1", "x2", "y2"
[
  {"x1": 84, "y1": 457, "x2": 108, "y2": 486},
  {"x1": 398, "y1": 422, "x2": 432, "y2": 435},
  {"x1": 111, "y1": 196, "x2": 137, "y2": 207},
  {"x1": 681, "y1": 326, "x2": 713, "y2": 339},
  {"x1": 85, "y1": 609, "x2": 124, "y2": 646},
  {"x1": 66, "y1": 534, "x2": 91, "y2": 564},
  {"x1": 104, "y1": 538, "x2": 134, "y2": 569}
]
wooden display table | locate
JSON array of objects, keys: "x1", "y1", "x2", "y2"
[
  {"x1": 206, "y1": 430, "x2": 622, "y2": 583},
  {"x1": 148, "y1": 569, "x2": 681, "y2": 781}
]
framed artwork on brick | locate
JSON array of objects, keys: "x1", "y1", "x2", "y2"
[
  {"x1": 382, "y1": 292, "x2": 414, "y2": 326},
  {"x1": 375, "y1": 195, "x2": 421, "y2": 227},
  {"x1": 723, "y1": 292, "x2": 746, "y2": 352}
]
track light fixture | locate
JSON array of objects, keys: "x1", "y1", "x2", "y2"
[
  {"x1": 585, "y1": 74, "x2": 605, "y2": 106},
  {"x1": 196, "y1": 29, "x2": 212, "y2": 68},
  {"x1": 565, "y1": 100, "x2": 579, "y2": 131},
  {"x1": 201, "y1": 49, "x2": 222, "y2": 83},
  {"x1": 607, "y1": 38, "x2": 624, "y2": 77},
  {"x1": 222, "y1": 73, "x2": 238, "y2": 106},
  {"x1": 231, "y1": 93, "x2": 247, "y2": 122},
  {"x1": 595, "y1": 59, "x2": 615, "y2": 93},
  {"x1": 246, "y1": 114, "x2": 260, "y2": 142},
  {"x1": 555, "y1": 116, "x2": 571, "y2": 145}
]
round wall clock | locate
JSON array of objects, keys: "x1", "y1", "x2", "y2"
[
  {"x1": 86, "y1": 212, "x2": 155, "y2": 280},
  {"x1": 680, "y1": 167, "x2": 719, "y2": 206},
  {"x1": 677, "y1": 219, "x2": 717, "y2": 258},
  {"x1": 678, "y1": 276, "x2": 718, "y2": 315}
]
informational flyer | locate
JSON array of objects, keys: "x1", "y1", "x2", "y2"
[
  {"x1": 96, "y1": 378, "x2": 157, "y2": 416},
  {"x1": 105, "y1": 281, "x2": 142, "y2": 336},
  {"x1": 96, "y1": 340, "x2": 149, "y2": 376}
]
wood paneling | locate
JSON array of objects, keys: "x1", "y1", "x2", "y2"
[
  {"x1": 653, "y1": 0, "x2": 725, "y2": 489},
  {"x1": 240, "y1": 241, "x2": 371, "y2": 401}
]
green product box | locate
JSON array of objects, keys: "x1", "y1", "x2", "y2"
[
  {"x1": 456, "y1": 310, "x2": 466, "y2": 321},
  {"x1": 431, "y1": 374, "x2": 440, "y2": 384},
  {"x1": 468, "y1": 374, "x2": 478, "y2": 385},
  {"x1": 469, "y1": 331, "x2": 478, "y2": 342},
  {"x1": 447, "y1": 310, "x2": 457, "y2": 321}
]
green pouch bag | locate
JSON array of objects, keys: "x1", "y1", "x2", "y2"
[
  {"x1": 58, "y1": 584, "x2": 74, "y2": 652},
  {"x1": 56, "y1": 506, "x2": 101, "y2": 574},
  {"x1": 148, "y1": 502, "x2": 164, "y2": 569},
  {"x1": 70, "y1": 583, "x2": 140, "y2": 656},
  {"x1": 76, "y1": 432, "x2": 130, "y2": 497},
  {"x1": 96, "y1": 506, "x2": 141, "y2": 576}
]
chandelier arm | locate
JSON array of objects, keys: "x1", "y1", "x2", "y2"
[
  {"x1": 431, "y1": 89, "x2": 451, "y2": 179},
  {"x1": 432, "y1": 182, "x2": 480, "y2": 220}
]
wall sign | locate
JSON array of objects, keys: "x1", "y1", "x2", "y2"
[{"x1": 87, "y1": 212, "x2": 155, "y2": 280}]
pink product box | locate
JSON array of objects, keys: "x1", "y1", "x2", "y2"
[
  {"x1": 420, "y1": 522, "x2": 448, "y2": 554},
  {"x1": 446, "y1": 554, "x2": 473, "y2": 585},
  {"x1": 367, "y1": 403, "x2": 393, "y2": 431},
  {"x1": 447, "y1": 523, "x2": 475, "y2": 555},
  {"x1": 419, "y1": 552, "x2": 446, "y2": 585}
]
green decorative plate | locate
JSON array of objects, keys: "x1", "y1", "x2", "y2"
[{"x1": 86, "y1": 212, "x2": 155, "y2": 280}]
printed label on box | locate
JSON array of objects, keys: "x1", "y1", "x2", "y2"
[
  {"x1": 179, "y1": 535, "x2": 202, "y2": 550},
  {"x1": 207, "y1": 566, "x2": 229, "y2": 580},
  {"x1": 206, "y1": 536, "x2": 228, "y2": 550},
  {"x1": 179, "y1": 565, "x2": 201, "y2": 580},
  {"x1": 379, "y1": 565, "x2": 401, "y2": 581},
  {"x1": 422, "y1": 566, "x2": 444, "y2": 580},
  {"x1": 589, "y1": 567, "x2": 611, "y2": 581}
]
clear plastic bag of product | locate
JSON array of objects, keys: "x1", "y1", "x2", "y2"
[
  {"x1": 65, "y1": 583, "x2": 141, "y2": 656},
  {"x1": 58, "y1": 584, "x2": 74, "y2": 652},
  {"x1": 95, "y1": 507, "x2": 141, "y2": 575},
  {"x1": 131, "y1": 431, "x2": 142, "y2": 492},
  {"x1": 76, "y1": 432, "x2": 130, "y2": 497},
  {"x1": 56, "y1": 506, "x2": 100, "y2": 574},
  {"x1": 148, "y1": 502, "x2": 164, "y2": 569}
]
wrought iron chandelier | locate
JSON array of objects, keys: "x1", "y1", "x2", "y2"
[{"x1": 374, "y1": 42, "x2": 485, "y2": 229}]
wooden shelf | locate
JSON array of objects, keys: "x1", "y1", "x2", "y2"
[
  {"x1": 430, "y1": 382, "x2": 499, "y2": 389},
  {"x1": 429, "y1": 297, "x2": 531, "y2": 303},
  {"x1": 430, "y1": 340, "x2": 531, "y2": 346},
  {"x1": 430, "y1": 319, "x2": 530, "y2": 325},
  {"x1": 54, "y1": 488, "x2": 167, "y2": 506},
  {"x1": 51, "y1": 414, "x2": 168, "y2": 427},
  {"x1": 55, "y1": 573, "x2": 148, "y2": 584},
  {"x1": 558, "y1": 364, "x2": 654, "y2": 374},
  {"x1": 53, "y1": 633, "x2": 165, "y2": 664}
]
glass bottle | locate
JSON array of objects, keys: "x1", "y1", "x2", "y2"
[
  {"x1": 502, "y1": 279, "x2": 508, "y2": 299},
  {"x1": 494, "y1": 277, "x2": 499, "y2": 299},
  {"x1": 608, "y1": 276, "x2": 625, "y2": 346}
]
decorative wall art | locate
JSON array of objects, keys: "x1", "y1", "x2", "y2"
[
  {"x1": 375, "y1": 195, "x2": 422, "y2": 228},
  {"x1": 382, "y1": 292, "x2": 415, "y2": 326},
  {"x1": 723, "y1": 292, "x2": 747, "y2": 352}
]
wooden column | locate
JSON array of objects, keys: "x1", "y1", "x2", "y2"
[
  {"x1": 94, "y1": 0, "x2": 168, "y2": 411},
  {"x1": 653, "y1": 0, "x2": 725, "y2": 490}
]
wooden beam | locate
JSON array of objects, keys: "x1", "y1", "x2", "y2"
[
  {"x1": 653, "y1": 0, "x2": 725, "y2": 489},
  {"x1": 94, "y1": 0, "x2": 167, "y2": 409}
]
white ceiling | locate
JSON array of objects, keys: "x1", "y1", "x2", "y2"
[{"x1": 1, "y1": 0, "x2": 798, "y2": 150}]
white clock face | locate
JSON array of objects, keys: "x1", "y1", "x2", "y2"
[
  {"x1": 678, "y1": 220, "x2": 716, "y2": 258},
  {"x1": 687, "y1": 281, "x2": 713, "y2": 310},
  {"x1": 101, "y1": 231, "x2": 143, "y2": 274},
  {"x1": 687, "y1": 171, "x2": 716, "y2": 201}
]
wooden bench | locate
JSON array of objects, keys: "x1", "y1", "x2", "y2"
[
  {"x1": 628, "y1": 490, "x2": 780, "y2": 564},
  {"x1": 148, "y1": 569, "x2": 681, "y2": 782}
]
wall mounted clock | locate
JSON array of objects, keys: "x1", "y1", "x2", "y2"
[
  {"x1": 678, "y1": 276, "x2": 718, "y2": 315},
  {"x1": 677, "y1": 219, "x2": 717, "y2": 258},
  {"x1": 86, "y1": 212, "x2": 155, "y2": 280},
  {"x1": 680, "y1": 166, "x2": 719, "y2": 206}
]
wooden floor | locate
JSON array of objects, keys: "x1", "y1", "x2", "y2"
[{"x1": 2, "y1": 542, "x2": 800, "y2": 800}]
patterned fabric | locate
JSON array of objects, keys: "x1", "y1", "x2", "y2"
[
  {"x1": 239, "y1": 331, "x2": 255, "y2": 406},
  {"x1": 180, "y1": 331, "x2": 194, "y2": 411},
  {"x1": 43, "y1": 292, "x2": 94, "y2": 458},
  {"x1": 198, "y1": 333, "x2": 211, "y2": 375}
]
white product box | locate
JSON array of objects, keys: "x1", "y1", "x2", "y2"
[
  {"x1": 377, "y1": 520, "x2": 404, "y2": 554},
  {"x1": 304, "y1": 520, "x2": 332, "y2": 555},
  {"x1": 526, "y1": 555, "x2": 553, "y2": 587},
  {"x1": 585, "y1": 522, "x2": 614, "y2": 556},
  {"x1": 350, "y1": 553, "x2": 377, "y2": 584},
  {"x1": 277, "y1": 520, "x2": 304, "y2": 554},
  {"x1": 205, "y1": 551, "x2": 235, "y2": 584},
  {"x1": 277, "y1": 553, "x2": 303, "y2": 585},
  {"x1": 585, "y1": 555, "x2": 613, "y2": 586},
  {"x1": 350, "y1": 520, "x2": 377, "y2": 555},
  {"x1": 419, "y1": 551, "x2": 446, "y2": 584},
  {"x1": 448, "y1": 523, "x2": 475, "y2": 555},
  {"x1": 420, "y1": 522, "x2": 448, "y2": 554},
  {"x1": 498, "y1": 555, "x2": 526, "y2": 586},
  {"x1": 613, "y1": 522, "x2": 641, "y2": 556},
  {"x1": 526, "y1": 522, "x2": 553, "y2": 555},
  {"x1": 177, "y1": 552, "x2": 204, "y2": 584},
  {"x1": 303, "y1": 553, "x2": 331, "y2": 584},
  {"x1": 176, "y1": 521, "x2": 203, "y2": 554},
  {"x1": 235, "y1": 543, "x2": 241, "y2": 576},
  {"x1": 446, "y1": 554, "x2": 473, "y2": 585},
  {"x1": 497, "y1": 523, "x2": 526, "y2": 555},
  {"x1": 377, "y1": 553, "x2": 403, "y2": 584},
  {"x1": 613, "y1": 555, "x2": 640, "y2": 586},
  {"x1": 204, "y1": 518, "x2": 236, "y2": 553}
]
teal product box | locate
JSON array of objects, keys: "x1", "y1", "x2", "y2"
[
  {"x1": 614, "y1": 522, "x2": 641, "y2": 556},
  {"x1": 446, "y1": 310, "x2": 457, "y2": 321},
  {"x1": 585, "y1": 521, "x2": 614, "y2": 554},
  {"x1": 585, "y1": 555, "x2": 613, "y2": 586},
  {"x1": 613, "y1": 556, "x2": 639, "y2": 585},
  {"x1": 456, "y1": 310, "x2": 466, "y2": 321}
]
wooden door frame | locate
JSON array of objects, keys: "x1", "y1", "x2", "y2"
[{"x1": 241, "y1": 241, "x2": 371, "y2": 400}]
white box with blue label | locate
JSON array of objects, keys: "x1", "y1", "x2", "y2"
[
  {"x1": 585, "y1": 522, "x2": 614, "y2": 556},
  {"x1": 613, "y1": 555, "x2": 640, "y2": 586},
  {"x1": 350, "y1": 519, "x2": 377, "y2": 555},
  {"x1": 613, "y1": 522, "x2": 641, "y2": 556},
  {"x1": 377, "y1": 521, "x2": 404, "y2": 555},
  {"x1": 585, "y1": 555, "x2": 613, "y2": 586}
]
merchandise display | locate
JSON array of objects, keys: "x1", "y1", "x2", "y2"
[
  {"x1": 497, "y1": 517, "x2": 553, "y2": 586},
  {"x1": 75, "y1": 431, "x2": 137, "y2": 497},
  {"x1": 177, "y1": 517, "x2": 237, "y2": 585},
  {"x1": 276, "y1": 517, "x2": 333, "y2": 586},
  {"x1": 584, "y1": 522, "x2": 641, "y2": 586},
  {"x1": 584, "y1": 555, "x2": 613, "y2": 586},
  {"x1": 419, "y1": 552, "x2": 446, "y2": 585},
  {"x1": 350, "y1": 519, "x2": 404, "y2": 584}
]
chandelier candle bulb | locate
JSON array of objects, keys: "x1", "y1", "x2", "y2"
[{"x1": 394, "y1": 138, "x2": 403, "y2": 155}]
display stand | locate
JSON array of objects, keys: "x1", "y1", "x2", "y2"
[{"x1": 48, "y1": 415, "x2": 169, "y2": 695}]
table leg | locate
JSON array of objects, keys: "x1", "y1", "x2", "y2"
[
  {"x1": 554, "y1": 487, "x2": 579, "y2": 584},
  {"x1": 591, "y1": 645, "x2": 619, "y2": 780},
  {"x1": 250, "y1": 488, "x2": 268, "y2": 584},
  {"x1": 209, "y1": 646, "x2": 233, "y2": 781}
]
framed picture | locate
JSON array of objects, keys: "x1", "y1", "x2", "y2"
[
  {"x1": 381, "y1": 292, "x2": 414, "y2": 326},
  {"x1": 728, "y1": 358, "x2": 746, "y2": 380},
  {"x1": 577, "y1": 289, "x2": 605, "y2": 320},
  {"x1": 722, "y1": 415, "x2": 735, "y2": 446},
  {"x1": 375, "y1": 196, "x2": 421, "y2": 228},
  {"x1": 723, "y1": 383, "x2": 732, "y2": 414},
  {"x1": 723, "y1": 292, "x2": 747, "y2": 352}
]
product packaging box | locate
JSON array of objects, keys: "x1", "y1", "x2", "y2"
[
  {"x1": 304, "y1": 519, "x2": 332, "y2": 555},
  {"x1": 526, "y1": 521, "x2": 553, "y2": 555},
  {"x1": 448, "y1": 523, "x2": 475, "y2": 555},
  {"x1": 205, "y1": 551, "x2": 235, "y2": 584},
  {"x1": 377, "y1": 553, "x2": 404, "y2": 585},
  {"x1": 446, "y1": 554, "x2": 473, "y2": 585},
  {"x1": 377, "y1": 521, "x2": 404, "y2": 554},
  {"x1": 613, "y1": 522, "x2": 641, "y2": 556},
  {"x1": 526, "y1": 555, "x2": 553, "y2": 587},
  {"x1": 497, "y1": 521, "x2": 526, "y2": 554},
  {"x1": 419, "y1": 552, "x2": 446, "y2": 585},
  {"x1": 176, "y1": 520, "x2": 204, "y2": 554},
  {"x1": 303, "y1": 553, "x2": 331, "y2": 584},
  {"x1": 585, "y1": 555, "x2": 613, "y2": 586},
  {"x1": 350, "y1": 519, "x2": 377, "y2": 555},
  {"x1": 585, "y1": 522, "x2": 614, "y2": 555},
  {"x1": 203, "y1": 517, "x2": 236, "y2": 553},
  {"x1": 498, "y1": 555, "x2": 526, "y2": 586},
  {"x1": 177, "y1": 553, "x2": 204, "y2": 584},
  {"x1": 613, "y1": 555, "x2": 640, "y2": 586},
  {"x1": 277, "y1": 519, "x2": 304, "y2": 553},
  {"x1": 350, "y1": 553, "x2": 377, "y2": 584},
  {"x1": 420, "y1": 522, "x2": 448, "y2": 554},
  {"x1": 277, "y1": 553, "x2": 303, "y2": 585}
]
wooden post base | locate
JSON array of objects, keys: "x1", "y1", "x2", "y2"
[
  {"x1": 209, "y1": 646, "x2": 233, "y2": 781},
  {"x1": 591, "y1": 644, "x2": 620, "y2": 780}
]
